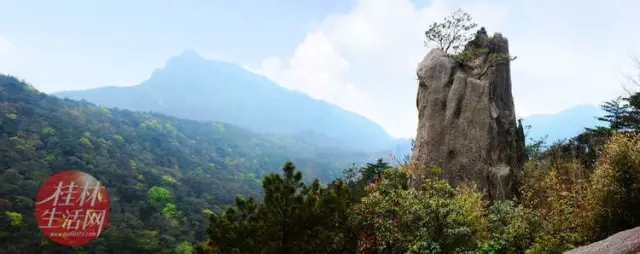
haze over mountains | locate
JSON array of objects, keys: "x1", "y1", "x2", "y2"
[
  {"x1": 55, "y1": 50, "x2": 605, "y2": 154},
  {"x1": 55, "y1": 50, "x2": 406, "y2": 154},
  {"x1": 0, "y1": 74, "x2": 386, "y2": 251},
  {"x1": 522, "y1": 104, "x2": 605, "y2": 143}
]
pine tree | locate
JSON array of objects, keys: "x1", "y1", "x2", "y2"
[
  {"x1": 620, "y1": 93, "x2": 640, "y2": 131},
  {"x1": 597, "y1": 96, "x2": 628, "y2": 131},
  {"x1": 206, "y1": 161, "x2": 356, "y2": 253},
  {"x1": 361, "y1": 158, "x2": 391, "y2": 184}
]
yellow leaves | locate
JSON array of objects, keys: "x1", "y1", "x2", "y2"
[
  {"x1": 598, "y1": 132, "x2": 640, "y2": 162},
  {"x1": 519, "y1": 156, "x2": 591, "y2": 251},
  {"x1": 583, "y1": 132, "x2": 640, "y2": 237},
  {"x1": 453, "y1": 183, "x2": 489, "y2": 240},
  {"x1": 517, "y1": 132, "x2": 640, "y2": 250},
  {"x1": 591, "y1": 133, "x2": 640, "y2": 189}
]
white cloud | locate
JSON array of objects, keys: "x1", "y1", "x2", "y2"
[
  {"x1": 250, "y1": 0, "x2": 640, "y2": 138},
  {"x1": 253, "y1": 30, "x2": 376, "y2": 119}
]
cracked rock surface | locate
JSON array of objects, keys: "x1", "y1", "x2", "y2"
[{"x1": 410, "y1": 30, "x2": 526, "y2": 200}]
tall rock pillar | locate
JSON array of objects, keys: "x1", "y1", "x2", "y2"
[{"x1": 410, "y1": 28, "x2": 526, "y2": 200}]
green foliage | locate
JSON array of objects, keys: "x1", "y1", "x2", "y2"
[
  {"x1": 174, "y1": 241, "x2": 193, "y2": 254},
  {"x1": 598, "y1": 96, "x2": 627, "y2": 131},
  {"x1": 198, "y1": 135, "x2": 640, "y2": 254},
  {"x1": 161, "y1": 175, "x2": 177, "y2": 184},
  {"x1": 477, "y1": 200, "x2": 538, "y2": 253},
  {"x1": 206, "y1": 161, "x2": 356, "y2": 253},
  {"x1": 350, "y1": 167, "x2": 489, "y2": 253},
  {"x1": 424, "y1": 9, "x2": 477, "y2": 54},
  {"x1": 0, "y1": 74, "x2": 372, "y2": 252},
  {"x1": 343, "y1": 158, "x2": 391, "y2": 201},
  {"x1": 526, "y1": 134, "x2": 548, "y2": 161},
  {"x1": 41, "y1": 127, "x2": 55, "y2": 135},
  {"x1": 587, "y1": 133, "x2": 640, "y2": 239},
  {"x1": 620, "y1": 92, "x2": 640, "y2": 131},
  {"x1": 162, "y1": 202, "x2": 178, "y2": 217},
  {"x1": 520, "y1": 161, "x2": 589, "y2": 252},
  {"x1": 1, "y1": 48, "x2": 640, "y2": 254},
  {"x1": 5, "y1": 211, "x2": 22, "y2": 227},
  {"x1": 424, "y1": 9, "x2": 516, "y2": 81},
  {"x1": 147, "y1": 186, "x2": 171, "y2": 205},
  {"x1": 547, "y1": 79, "x2": 640, "y2": 170}
]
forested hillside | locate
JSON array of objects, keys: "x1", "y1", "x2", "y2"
[
  {"x1": 54, "y1": 50, "x2": 399, "y2": 153},
  {"x1": 0, "y1": 75, "x2": 370, "y2": 253}
]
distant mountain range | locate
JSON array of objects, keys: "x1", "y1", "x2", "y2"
[
  {"x1": 55, "y1": 50, "x2": 398, "y2": 154},
  {"x1": 520, "y1": 104, "x2": 606, "y2": 144},
  {"x1": 54, "y1": 50, "x2": 608, "y2": 157}
]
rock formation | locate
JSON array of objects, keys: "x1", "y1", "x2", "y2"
[
  {"x1": 410, "y1": 28, "x2": 526, "y2": 200},
  {"x1": 565, "y1": 226, "x2": 640, "y2": 254}
]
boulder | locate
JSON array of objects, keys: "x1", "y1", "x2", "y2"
[{"x1": 565, "y1": 226, "x2": 640, "y2": 254}]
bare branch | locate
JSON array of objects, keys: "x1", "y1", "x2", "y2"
[{"x1": 621, "y1": 56, "x2": 640, "y2": 96}]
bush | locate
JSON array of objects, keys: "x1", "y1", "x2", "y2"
[
  {"x1": 586, "y1": 133, "x2": 640, "y2": 239},
  {"x1": 198, "y1": 134, "x2": 640, "y2": 253},
  {"x1": 476, "y1": 200, "x2": 537, "y2": 254},
  {"x1": 350, "y1": 167, "x2": 490, "y2": 253}
]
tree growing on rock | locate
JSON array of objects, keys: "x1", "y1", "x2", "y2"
[
  {"x1": 424, "y1": 9, "x2": 478, "y2": 54},
  {"x1": 424, "y1": 9, "x2": 516, "y2": 76}
]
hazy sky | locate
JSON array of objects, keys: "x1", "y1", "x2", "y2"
[{"x1": 1, "y1": 0, "x2": 639, "y2": 138}]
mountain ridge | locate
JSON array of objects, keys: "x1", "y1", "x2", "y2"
[
  {"x1": 55, "y1": 50, "x2": 398, "y2": 153},
  {"x1": 521, "y1": 104, "x2": 605, "y2": 143},
  {"x1": 0, "y1": 73, "x2": 380, "y2": 251}
]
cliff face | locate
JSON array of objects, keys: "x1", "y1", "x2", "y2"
[{"x1": 410, "y1": 29, "x2": 526, "y2": 200}]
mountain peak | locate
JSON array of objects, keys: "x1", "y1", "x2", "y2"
[
  {"x1": 177, "y1": 49, "x2": 203, "y2": 61},
  {"x1": 154, "y1": 50, "x2": 217, "y2": 79},
  {"x1": 167, "y1": 49, "x2": 206, "y2": 65},
  {"x1": 53, "y1": 51, "x2": 397, "y2": 153}
]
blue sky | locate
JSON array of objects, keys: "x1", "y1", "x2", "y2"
[
  {"x1": 0, "y1": 0, "x2": 353, "y2": 88},
  {"x1": 1, "y1": 0, "x2": 639, "y2": 138}
]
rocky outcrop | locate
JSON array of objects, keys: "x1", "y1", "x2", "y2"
[
  {"x1": 565, "y1": 226, "x2": 640, "y2": 254},
  {"x1": 410, "y1": 28, "x2": 526, "y2": 200}
]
